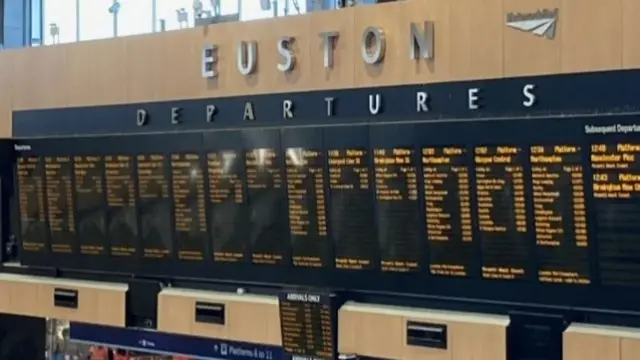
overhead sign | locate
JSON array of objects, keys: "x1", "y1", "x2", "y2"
[
  {"x1": 69, "y1": 322, "x2": 283, "y2": 360},
  {"x1": 201, "y1": 21, "x2": 435, "y2": 78},
  {"x1": 506, "y1": 9, "x2": 559, "y2": 39}
]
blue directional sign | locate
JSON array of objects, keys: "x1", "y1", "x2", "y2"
[{"x1": 69, "y1": 322, "x2": 283, "y2": 360}]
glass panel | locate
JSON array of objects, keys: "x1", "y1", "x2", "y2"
[
  {"x1": 201, "y1": 0, "x2": 239, "y2": 16},
  {"x1": 117, "y1": 0, "x2": 153, "y2": 37},
  {"x1": 240, "y1": 0, "x2": 306, "y2": 21},
  {"x1": 78, "y1": 0, "x2": 114, "y2": 41},
  {"x1": 155, "y1": 0, "x2": 194, "y2": 32},
  {"x1": 42, "y1": 0, "x2": 77, "y2": 45},
  {"x1": 31, "y1": 0, "x2": 43, "y2": 46}
]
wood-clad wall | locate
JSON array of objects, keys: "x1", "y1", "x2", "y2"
[{"x1": 0, "y1": 0, "x2": 639, "y2": 137}]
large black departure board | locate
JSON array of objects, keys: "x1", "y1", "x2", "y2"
[
  {"x1": 278, "y1": 291, "x2": 337, "y2": 360},
  {"x1": 45, "y1": 156, "x2": 76, "y2": 254},
  {"x1": 244, "y1": 131, "x2": 288, "y2": 266},
  {"x1": 591, "y1": 143, "x2": 640, "y2": 286},
  {"x1": 137, "y1": 154, "x2": 172, "y2": 259},
  {"x1": 16, "y1": 156, "x2": 47, "y2": 253},
  {"x1": 474, "y1": 145, "x2": 529, "y2": 280},
  {"x1": 74, "y1": 155, "x2": 107, "y2": 256},
  {"x1": 171, "y1": 153, "x2": 207, "y2": 261},
  {"x1": 23, "y1": 113, "x2": 640, "y2": 312},
  {"x1": 105, "y1": 155, "x2": 138, "y2": 257},
  {"x1": 530, "y1": 145, "x2": 590, "y2": 285},
  {"x1": 422, "y1": 146, "x2": 475, "y2": 278}
]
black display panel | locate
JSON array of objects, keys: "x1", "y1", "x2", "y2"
[
  {"x1": 137, "y1": 153, "x2": 172, "y2": 259},
  {"x1": 204, "y1": 132, "x2": 249, "y2": 264},
  {"x1": 73, "y1": 155, "x2": 107, "y2": 256},
  {"x1": 371, "y1": 125, "x2": 422, "y2": 273},
  {"x1": 282, "y1": 128, "x2": 331, "y2": 268},
  {"x1": 171, "y1": 153, "x2": 207, "y2": 261},
  {"x1": 45, "y1": 155, "x2": 76, "y2": 254},
  {"x1": 530, "y1": 145, "x2": 590, "y2": 285},
  {"x1": 422, "y1": 146, "x2": 475, "y2": 278},
  {"x1": 16, "y1": 156, "x2": 47, "y2": 254},
  {"x1": 325, "y1": 126, "x2": 377, "y2": 271},
  {"x1": 278, "y1": 291, "x2": 337, "y2": 360},
  {"x1": 474, "y1": 145, "x2": 530, "y2": 280},
  {"x1": 243, "y1": 130, "x2": 288, "y2": 266},
  {"x1": 104, "y1": 154, "x2": 138, "y2": 258},
  {"x1": 591, "y1": 142, "x2": 640, "y2": 286}
]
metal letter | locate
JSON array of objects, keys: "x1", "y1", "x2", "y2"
[
  {"x1": 244, "y1": 102, "x2": 255, "y2": 120},
  {"x1": 522, "y1": 84, "x2": 536, "y2": 107},
  {"x1": 468, "y1": 88, "x2": 480, "y2": 110},
  {"x1": 206, "y1": 105, "x2": 217, "y2": 122},
  {"x1": 409, "y1": 22, "x2": 434, "y2": 60},
  {"x1": 237, "y1": 41, "x2": 257, "y2": 76},
  {"x1": 277, "y1": 36, "x2": 296, "y2": 72},
  {"x1": 283, "y1": 100, "x2": 294, "y2": 119},
  {"x1": 202, "y1": 44, "x2": 219, "y2": 78},
  {"x1": 319, "y1": 32, "x2": 339, "y2": 69},
  {"x1": 136, "y1": 109, "x2": 148, "y2": 126},
  {"x1": 369, "y1": 94, "x2": 381, "y2": 115},
  {"x1": 325, "y1": 97, "x2": 335, "y2": 116},
  {"x1": 361, "y1": 27, "x2": 386, "y2": 65},
  {"x1": 416, "y1": 92, "x2": 429, "y2": 112},
  {"x1": 171, "y1": 107, "x2": 182, "y2": 124}
]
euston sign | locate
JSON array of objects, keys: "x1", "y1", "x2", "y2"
[{"x1": 200, "y1": 21, "x2": 435, "y2": 78}]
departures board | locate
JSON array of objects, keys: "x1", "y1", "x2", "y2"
[{"x1": 13, "y1": 116, "x2": 640, "y2": 310}]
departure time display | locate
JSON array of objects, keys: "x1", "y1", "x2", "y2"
[
  {"x1": 422, "y1": 147, "x2": 474, "y2": 277},
  {"x1": 474, "y1": 146, "x2": 529, "y2": 280},
  {"x1": 373, "y1": 148, "x2": 421, "y2": 272},
  {"x1": 285, "y1": 148, "x2": 330, "y2": 268}
]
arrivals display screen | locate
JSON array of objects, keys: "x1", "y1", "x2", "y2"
[{"x1": 13, "y1": 115, "x2": 640, "y2": 311}]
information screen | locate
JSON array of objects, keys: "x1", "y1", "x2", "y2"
[
  {"x1": 278, "y1": 291, "x2": 336, "y2": 360},
  {"x1": 245, "y1": 148, "x2": 287, "y2": 265},
  {"x1": 328, "y1": 148, "x2": 376, "y2": 271},
  {"x1": 591, "y1": 143, "x2": 640, "y2": 286},
  {"x1": 373, "y1": 148, "x2": 421, "y2": 272},
  {"x1": 422, "y1": 147, "x2": 474, "y2": 277},
  {"x1": 285, "y1": 148, "x2": 330, "y2": 268},
  {"x1": 171, "y1": 153, "x2": 207, "y2": 261},
  {"x1": 74, "y1": 155, "x2": 107, "y2": 255},
  {"x1": 16, "y1": 156, "x2": 47, "y2": 253},
  {"x1": 105, "y1": 155, "x2": 137, "y2": 257},
  {"x1": 45, "y1": 156, "x2": 76, "y2": 253},
  {"x1": 208, "y1": 150, "x2": 247, "y2": 263},
  {"x1": 530, "y1": 145, "x2": 590, "y2": 285},
  {"x1": 137, "y1": 154, "x2": 172, "y2": 259},
  {"x1": 474, "y1": 146, "x2": 529, "y2": 280}
]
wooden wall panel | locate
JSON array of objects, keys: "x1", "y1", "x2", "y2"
[
  {"x1": 622, "y1": 0, "x2": 640, "y2": 69},
  {"x1": 157, "y1": 288, "x2": 281, "y2": 346},
  {"x1": 1, "y1": 0, "x2": 639, "y2": 137},
  {"x1": 338, "y1": 302, "x2": 509, "y2": 360},
  {"x1": 0, "y1": 274, "x2": 127, "y2": 326},
  {"x1": 449, "y1": 0, "x2": 504, "y2": 80},
  {"x1": 561, "y1": 0, "x2": 623, "y2": 72},
  {"x1": 562, "y1": 324, "x2": 640, "y2": 360}
]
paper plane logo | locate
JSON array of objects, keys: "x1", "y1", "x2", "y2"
[{"x1": 506, "y1": 8, "x2": 559, "y2": 39}]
